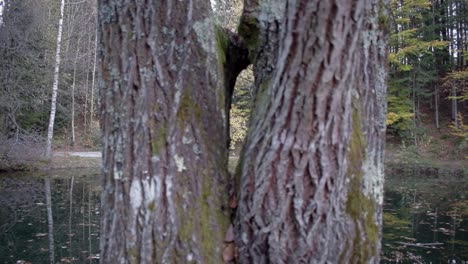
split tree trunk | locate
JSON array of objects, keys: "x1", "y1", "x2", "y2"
[
  {"x1": 46, "y1": 0, "x2": 66, "y2": 157},
  {"x1": 98, "y1": 1, "x2": 230, "y2": 263},
  {"x1": 235, "y1": 0, "x2": 388, "y2": 262},
  {"x1": 99, "y1": 0, "x2": 389, "y2": 263}
]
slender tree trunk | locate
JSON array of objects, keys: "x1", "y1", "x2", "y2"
[
  {"x1": 435, "y1": 86, "x2": 440, "y2": 129},
  {"x1": 235, "y1": 0, "x2": 388, "y2": 262},
  {"x1": 45, "y1": 177, "x2": 55, "y2": 264},
  {"x1": 89, "y1": 26, "x2": 97, "y2": 131},
  {"x1": 99, "y1": 1, "x2": 229, "y2": 262},
  {"x1": 412, "y1": 70, "x2": 418, "y2": 146},
  {"x1": 452, "y1": 86, "x2": 459, "y2": 128},
  {"x1": 46, "y1": 0, "x2": 66, "y2": 157},
  {"x1": 84, "y1": 31, "x2": 91, "y2": 134},
  {"x1": 71, "y1": 39, "x2": 80, "y2": 147}
]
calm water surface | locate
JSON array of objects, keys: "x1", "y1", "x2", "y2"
[
  {"x1": 382, "y1": 173, "x2": 468, "y2": 263},
  {"x1": 0, "y1": 169, "x2": 100, "y2": 263},
  {"x1": 0, "y1": 169, "x2": 467, "y2": 263}
]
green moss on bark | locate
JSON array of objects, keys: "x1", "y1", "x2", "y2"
[
  {"x1": 199, "y1": 168, "x2": 229, "y2": 264},
  {"x1": 378, "y1": 1, "x2": 390, "y2": 33},
  {"x1": 151, "y1": 125, "x2": 167, "y2": 155},
  {"x1": 345, "y1": 108, "x2": 378, "y2": 261},
  {"x1": 238, "y1": 15, "x2": 260, "y2": 61},
  {"x1": 214, "y1": 25, "x2": 228, "y2": 68},
  {"x1": 177, "y1": 91, "x2": 202, "y2": 125}
]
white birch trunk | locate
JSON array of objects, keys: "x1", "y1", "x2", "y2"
[{"x1": 45, "y1": 0, "x2": 66, "y2": 157}]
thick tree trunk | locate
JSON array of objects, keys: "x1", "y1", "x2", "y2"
[
  {"x1": 46, "y1": 0, "x2": 66, "y2": 157},
  {"x1": 235, "y1": 0, "x2": 388, "y2": 262},
  {"x1": 98, "y1": 1, "x2": 230, "y2": 263}
]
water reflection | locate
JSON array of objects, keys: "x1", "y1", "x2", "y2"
[
  {"x1": 1, "y1": 169, "x2": 467, "y2": 263},
  {"x1": 0, "y1": 169, "x2": 100, "y2": 264},
  {"x1": 383, "y1": 175, "x2": 468, "y2": 263}
]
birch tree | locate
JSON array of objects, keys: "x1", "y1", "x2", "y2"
[{"x1": 45, "y1": 0, "x2": 65, "y2": 156}]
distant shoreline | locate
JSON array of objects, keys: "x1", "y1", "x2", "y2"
[{"x1": 1, "y1": 151, "x2": 466, "y2": 175}]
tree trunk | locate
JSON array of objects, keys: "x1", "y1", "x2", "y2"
[
  {"x1": 71, "y1": 39, "x2": 80, "y2": 147},
  {"x1": 435, "y1": 86, "x2": 440, "y2": 129},
  {"x1": 235, "y1": 0, "x2": 388, "y2": 262},
  {"x1": 452, "y1": 86, "x2": 459, "y2": 128},
  {"x1": 89, "y1": 26, "x2": 97, "y2": 131},
  {"x1": 98, "y1": 1, "x2": 230, "y2": 263},
  {"x1": 412, "y1": 70, "x2": 418, "y2": 146},
  {"x1": 84, "y1": 31, "x2": 91, "y2": 133},
  {"x1": 46, "y1": 0, "x2": 66, "y2": 157}
]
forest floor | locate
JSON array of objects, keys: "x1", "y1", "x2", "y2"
[
  {"x1": 385, "y1": 116, "x2": 467, "y2": 171},
  {"x1": 1, "y1": 138, "x2": 465, "y2": 173}
]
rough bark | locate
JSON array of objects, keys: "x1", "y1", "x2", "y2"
[
  {"x1": 235, "y1": 0, "x2": 388, "y2": 263},
  {"x1": 45, "y1": 0, "x2": 65, "y2": 157},
  {"x1": 98, "y1": 1, "x2": 230, "y2": 263}
]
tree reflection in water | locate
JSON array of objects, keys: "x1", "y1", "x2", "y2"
[
  {"x1": 0, "y1": 169, "x2": 100, "y2": 263},
  {"x1": 382, "y1": 175, "x2": 468, "y2": 263}
]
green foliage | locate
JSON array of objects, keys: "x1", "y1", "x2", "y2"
[
  {"x1": 443, "y1": 70, "x2": 468, "y2": 101},
  {"x1": 397, "y1": 141, "x2": 420, "y2": 164},
  {"x1": 387, "y1": 0, "x2": 449, "y2": 142},
  {"x1": 449, "y1": 113, "x2": 468, "y2": 159},
  {"x1": 230, "y1": 105, "x2": 248, "y2": 150},
  {"x1": 387, "y1": 81, "x2": 414, "y2": 133},
  {"x1": 229, "y1": 67, "x2": 253, "y2": 153}
]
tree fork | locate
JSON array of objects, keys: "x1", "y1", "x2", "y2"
[{"x1": 218, "y1": 26, "x2": 251, "y2": 151}]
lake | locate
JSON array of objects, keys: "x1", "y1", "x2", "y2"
[
  {"x1": 0, "y1": 169, "x2": 101, "y2": 263},
  {"x1": 382, "y1": 171, "x2": 468, "y2": 263},
  {"x1": 0, "y1": 168, "x2": 467, "y2": 263}
]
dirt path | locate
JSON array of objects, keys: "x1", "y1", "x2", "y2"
[{"x1": 54, "y1": 151, "x2": 101, "y2": 158}]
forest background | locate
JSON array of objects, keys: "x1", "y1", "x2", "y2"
[{"x1": 0, "y1": 0, "x2": 467, "y2": 169}]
